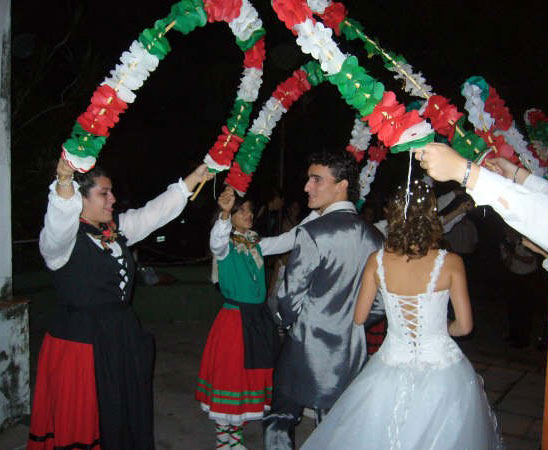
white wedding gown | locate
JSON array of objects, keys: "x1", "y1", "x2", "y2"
[{"x1": 302, "y1": 249, "x2": 503, "y2": 450}]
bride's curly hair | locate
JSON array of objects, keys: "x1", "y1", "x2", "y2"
[{"x1": 385, "y1": 180, "x2": 442, "y2": 259}]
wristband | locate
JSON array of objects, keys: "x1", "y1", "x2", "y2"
[
  {"x1": 56, "y1": 174, "x2": 74, "y2": 187},
  {"x1": 512, "y1": 166, "x2": 520, "y2": 183},
  {"x1": 460, "y1": 160, "x2": 472, "y2": 187}
]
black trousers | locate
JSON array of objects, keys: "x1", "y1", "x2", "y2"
[{"x1": 263, "y1": 370, "x2": 328, "y2": 450}]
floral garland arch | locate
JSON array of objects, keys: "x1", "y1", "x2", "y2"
[
  {"x1": 306, "y1": 0, "x2": 546, "y2": 176},
  {"x1": 61, "y1": 0, "x2": 265, "y2": 173},
  {"x1": 221, "y1": 60, "x2": 387, "y2": 206}
]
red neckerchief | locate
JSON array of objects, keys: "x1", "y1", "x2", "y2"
[{"x1": 80, "y1": 217, "x2": 118, "y2": 252}]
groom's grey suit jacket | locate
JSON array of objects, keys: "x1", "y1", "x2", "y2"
[{"x1": 276, "y1": 202, "x2": 384, "y2": 409}]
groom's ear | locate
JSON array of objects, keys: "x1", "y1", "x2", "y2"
[{"x1": 336, "y1": 179, "x2": 349, "y2": 194}]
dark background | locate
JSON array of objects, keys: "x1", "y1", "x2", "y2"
[{"x1": 10, "y1": 0, "x2": 548, "y2": 261}]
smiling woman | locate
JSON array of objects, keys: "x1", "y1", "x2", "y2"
[{"x1": 27, "y1": 157, "x2": 213, "y2": 450}]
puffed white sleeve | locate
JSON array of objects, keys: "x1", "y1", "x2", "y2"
[
  {"x1": 523, "y1": 173, "x2": 548, "y2": 195},
  {"x1": 210, "y1": 215, "x2": 232, "y2": 261},
  {"x1": 468, "y1": 167, "x2": 548, "y2": 251},
  {"x1": 39, "y1": 181, "x2": 82, "y2": 270},
  {"x1": 119, "y1": 179, "x2": 192, "y2": 247}
]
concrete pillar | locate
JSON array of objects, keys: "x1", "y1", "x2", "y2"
[{"x1": 0, "y1": 0, "x2": 30, "y2": 432}]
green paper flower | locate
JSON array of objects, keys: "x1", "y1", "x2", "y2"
[
  {"x1": 169, "y1": 0, "x2": 207, "y2": 35},
  {"x1": 340, "y1": 18, "x2": 365, "y2": 42},
  {"x1": 463, "y1": 76, "x2": 490, "y2": 102},
  {"x1": 328, "y1": 56, "x2": 385, "y2": 116},
  {"x1": 63, "y1": 123, "x2": 106, "y2": 158},
  {"x1": 390, "y1": 133, "x2": 435, "y2": 154},
  {"x1": 383, "y1": 52, "x2": 407, "y2": 72},
  {"x1": 226, "y1": 100, "x2": 253, "y2": 138},
  {"x1": 355, "y1": 198, "x2": 365, "y2": 212},
  {"x1": 235, "y1": 132, "x2": 269, "y2": 174},
  {"x1": 236, "y1": 28, "x2": 266, "y2": 52},
  {"x1": 450, "y1": 118, "x2": 487, "y2": 160},
  {"x1": 139, "y1": 23, "x2": 171, "y2": 60},
  {"x1": 527, "y1": 122, "x2": 548, "y2": 143},
  {"x1": 301, "y1": 61, "x2": 325, "y2": 87}
]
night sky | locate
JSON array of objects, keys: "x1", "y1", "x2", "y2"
[{"x1": 10, "y1": 0, "x2": 548, "y2": 245}]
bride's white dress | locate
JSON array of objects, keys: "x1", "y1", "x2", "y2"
[{"x1": 302, "y1": 249, "x2": 503, "y2": 450}]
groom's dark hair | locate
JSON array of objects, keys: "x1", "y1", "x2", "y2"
[{"x1": 308, "y1": 150, "x2": 359, "y2": 203}]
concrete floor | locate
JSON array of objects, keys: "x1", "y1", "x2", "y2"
[{"x1": 1, "y1": 262, "x2": 546, "y2": 449}]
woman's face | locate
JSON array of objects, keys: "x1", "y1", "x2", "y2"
[
  {"x1": 81, "y1": 176, "x2": 116, "y2": 227},
  {"x1": 231, "y1": 201, "x2": 254, "y2": 233}
]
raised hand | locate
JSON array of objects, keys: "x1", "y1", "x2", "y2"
[
  {"x1": 218, "y1": 186, "x2": 235, "y2": 219},
  {"x1": 184, "y1": 163, "x2": 215, "y2": 192}
]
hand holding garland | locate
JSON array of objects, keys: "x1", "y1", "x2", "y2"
[
  {"x1": 218, "y1": 186, "x2": 236, "y2": 220},
  {"x1": 55, "y1": 157, "x2": 76, "y2": 199}
]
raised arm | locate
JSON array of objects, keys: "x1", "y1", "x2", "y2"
[
  {"x1": 209, "y1": 186, "x2": 235, "y2": 261},
  {"x1": 39, "y1": 158, "x2": 82, "y2": 270},
  {"x1": 277, "y1": 228, "x2": 320, "y2": 328},
  {"x1": 354, "y1": 252, "x2": 380, "y2": 325},
  {"x1": 119, "y1": 164, "x2": 213, "y2": 246},
  {"x1": 447, "y1": 253, "x2": 473, "y2": 337}
]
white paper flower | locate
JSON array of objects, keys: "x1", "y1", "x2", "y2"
[
  {"x1": 307, "y1": 0, "x2": 331, "y2": 14},
  {"x1": 121, "y1": 40, "x2": 159, "y2": 73},
  {"x1": 250, "y1": 97, "x2": 287, "y2": 138},
  {"x1": 101, "y1": 79, "x2": 136, "y2": 103},
  {"x1": 462, "y1": 83, "x2": 495, "y2": 131},
  {"x1": 394, "y1": 121, "x2": 433, "y2": 146},
  {"x1": 359, "y1": 160, "x2": 378, "y2": 199},
  {"x1": 294, "y1": 20, "x2": 345, "y2": 75},
  {"x1": 237, "y1": 68, "x2": 263, "y2": 102},
  {"x1": 61, "y1": 147, "x2": 96, "y2": 173},
  {"x1": 387, "y1": 62, "x2": 433, "y2": 99},
  {"x1": 204, "y1": 153, "x2": 231, "y2": 172},
  {"x1": 228, "y1": 0, "x2": 263, "y2": 42},
  {"x1": 349, "y1": 118, "x2": 372, "y2": 151}
]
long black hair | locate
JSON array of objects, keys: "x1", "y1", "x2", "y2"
[{"x1": 73, "y1": 166, "x2": 110, "y2": 198}]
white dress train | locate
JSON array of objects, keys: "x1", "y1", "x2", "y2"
[{"x1": 301, "y1": 249, "x2": 503, "y2": 450}]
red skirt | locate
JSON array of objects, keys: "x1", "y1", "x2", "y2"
[
  {"x1": 196, "y1": 307, "x2": 273, "y2": 425},
  {"x1": 366, "y1": 319, "x2": 387, "y2": 355},
  {"x1": 27, "y1": 333, "x2": 100, "y2": 450}
]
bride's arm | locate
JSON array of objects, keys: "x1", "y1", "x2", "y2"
[
  {"x1": 447, "y1": 254, "x2": 473, "y2": 336},
  {"x1": 354, "y1": 252, "x2": 380, "y2": 325}
]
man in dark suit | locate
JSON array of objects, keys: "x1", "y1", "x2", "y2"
[{"x1": 264, "y1": 150, "x2": 384, "y2": 449}]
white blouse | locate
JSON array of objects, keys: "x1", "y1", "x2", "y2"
[{"x1": 39, "y1": 179, "x2": 192, "y2": 270}]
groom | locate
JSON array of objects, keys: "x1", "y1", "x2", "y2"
[{"x1": 263, "y1": 150, "x2": 384, "y2": 449}]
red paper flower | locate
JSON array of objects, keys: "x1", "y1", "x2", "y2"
[
  {"x1": 272, "y1": 69, "x2": 311, "y2": 109},
  {"x1": 345, "y1": 144, "x2": 365, "y2": 163},
  {"x1": 244, "y1": 38, "x2": 266, "y2": 69},
  {"x1": 377, "y1": 110, "x2": 423, "y2": 147},
  {"x1": 363, "y1": 91, "x2": 405, "y2": 135},
  {"x1": 477, "y1": 130, "x2": 516, "y2": 160},
  {"x1": 204, "y1": 0, "x2": 242, "y2": 23},
  {"x1": 424, "y1": 95, "x2": 463, "y2": 139},
  {"x1": 272, "y1": 0, "x2": 314, "y2": 30},
  {"x1": 208, "y1": 126, "x2": 244, "y2": 166},
  {"x1": 226, "y1": 161, "x2": 253, "y2": 193},
  {"x1": 319, "y1": 2, "x2": 347, "y2": 35},
  {"x1": 368, "y1": 145, "x2": 388, "y2": 163},
  {"x1": 91, "y1": 85, "x2": 127, "y2": 114},
  {"x1": 77, "y1": 112, "x2": 111, "y2": 136},
  {"x1": 526, "y1": 109, "x2": 548, "y2": 127},
  {"x1": 485, "y1": 87, "x2": 512, "y2": 131}
]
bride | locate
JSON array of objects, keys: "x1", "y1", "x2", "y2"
[{"x1": 302, "y1": 180, "x2": 503, "y2": 450}]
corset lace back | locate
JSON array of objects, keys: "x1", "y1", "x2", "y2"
[{"x1": 376, "y1": 248, "x2": 463, "y2": 369}]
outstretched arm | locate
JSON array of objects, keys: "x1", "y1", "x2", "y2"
[{"x1": 120, "y1": 164, "x2": 213, "y2": 246}]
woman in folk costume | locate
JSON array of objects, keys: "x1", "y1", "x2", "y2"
[
  {"x1": 196, "y1": 185, "x2": 283, "y2": 449},
  {"x1": 302, "y1": 180, "x2": 503, "y2": 450},
  {"x1": 28, "y1": 157, "x2": 213, "y2": 450}
]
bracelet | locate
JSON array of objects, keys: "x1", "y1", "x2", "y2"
[
  {"x1": 56, "y1": 174, "x2": 74, "y2": 187},
  {"x1": 460, "y1": 160, "x2": 472, "y2": 187},
  {"x1": 512, "y1": 166, "x2": 520, "y2": 183}
]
